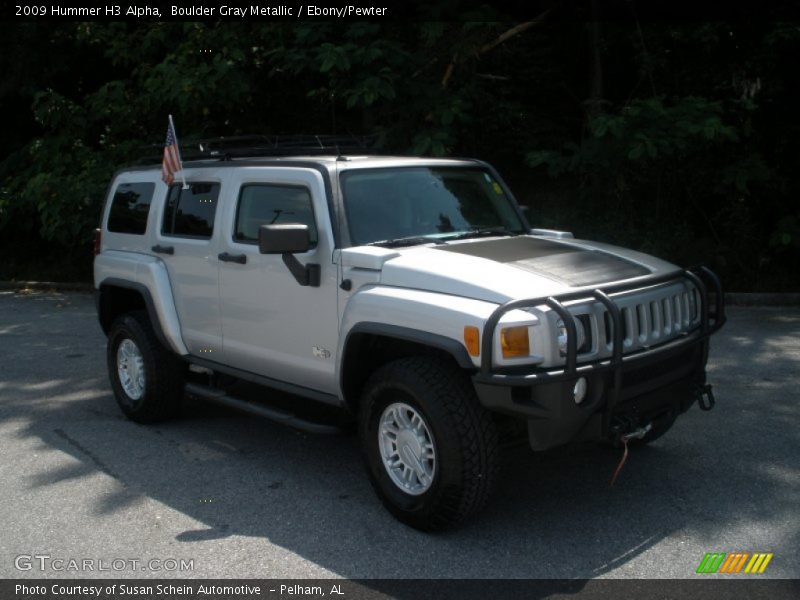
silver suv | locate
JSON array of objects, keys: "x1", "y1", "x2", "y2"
[{"x1": 94, "y1": 148, "x2": 725, "y2": 530}]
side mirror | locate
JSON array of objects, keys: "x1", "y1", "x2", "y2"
[
  {"x1": 259, "y1": 224, "x2": 311, "y2": 254},
  {"x1": 258, "y1": 224, "x2": 319, "y2": 287}
]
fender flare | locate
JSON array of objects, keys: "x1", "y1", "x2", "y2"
[
  {"x1": 339, "y1": 322, "x2": 474, "y2": 398},
  {"x1": 97, "y1": 278, "x2": 182, "y2": 354}
]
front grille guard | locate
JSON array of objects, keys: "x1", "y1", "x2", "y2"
[{"x1": 475, "y1": 267, "x2": 726, "y2": 432}]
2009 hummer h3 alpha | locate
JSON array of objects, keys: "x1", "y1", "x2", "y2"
[{"x1": 94, "y1": 150, "x2": 725, "y2": 530}]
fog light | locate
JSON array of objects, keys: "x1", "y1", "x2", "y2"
[{"x1": 573, "y1": 377, "x2": 588, "y2": 404}]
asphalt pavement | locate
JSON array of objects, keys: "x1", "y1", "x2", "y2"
[{"x1": 0, "y1": 291, "x2": 797, "y2": 579}]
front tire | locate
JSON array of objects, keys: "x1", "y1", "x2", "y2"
[
  {"x1": 359, "y1": 356, "x2": 498, "y2": 531},
  {"x1": 107, "y1": 311, "x2": 185, "y2": 423}
]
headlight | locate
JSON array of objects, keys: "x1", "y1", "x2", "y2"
[{"x1": 556, "y1": 317, "x2": 586, "y2": 356}]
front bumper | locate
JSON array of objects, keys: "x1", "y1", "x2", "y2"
[{"x1": 471, "y1": 267, "x2": 725, "y2": 450}]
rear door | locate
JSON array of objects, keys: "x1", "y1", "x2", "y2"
[
  {"x1": 151, "y1": 171, "x2": 226, "y2": 356},
  {"x1": 217, "y1": 167, "x2": 339, "y2": 396}
]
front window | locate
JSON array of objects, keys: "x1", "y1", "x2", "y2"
[
  {"x1": 341, "y1": 167, "x2": 526, "y2": 246},
  {"x1": 234, "y1": 184, "x2": 318, "y2": 245}
]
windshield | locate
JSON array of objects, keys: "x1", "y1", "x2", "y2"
[{"x1": 341, "y1": 167, "x2": 526, "y2": 246}]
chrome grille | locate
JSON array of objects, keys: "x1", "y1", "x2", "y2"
[{"x1": 600, "y1": 282, "x2": 700, "y2": 354}]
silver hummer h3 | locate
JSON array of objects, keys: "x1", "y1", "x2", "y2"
[{"x1": 94, "y1": 145, "x2": 725, "y2": 530}]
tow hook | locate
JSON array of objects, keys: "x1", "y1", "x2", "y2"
[
  {"x1": 697, "y1": 383, "x2": 716, "y2": 411},
  {"x1": 610, "y1": 422, "x2": 652, "y2": 487},
  {"x1": 621, "y1": 422, "x2": 653, "y2": 443},
  {"x1": 610, "y1": 417, "x2": 652, "y2": 446}
]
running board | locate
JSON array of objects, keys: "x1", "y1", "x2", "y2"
[{"x1": 184, "y1": 382, "x2": 345, "y2": 435}]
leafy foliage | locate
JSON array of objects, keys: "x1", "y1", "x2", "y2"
[{"x1": 0, "y1": 18, "x2": 798, "y2": 290}]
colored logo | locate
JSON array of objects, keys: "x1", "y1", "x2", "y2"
[{"x1": 696, "y1": 552, "x2": 773, "y2": 574}]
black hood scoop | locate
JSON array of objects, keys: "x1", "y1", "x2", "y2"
[{"x1": 436, "y1": 237, "x2": 651, "y2": 287}]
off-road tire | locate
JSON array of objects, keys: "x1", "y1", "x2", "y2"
[
  {"x1": 359, "y1": 356, "x2": 499, "y2": 531},
  {"x1": 107, "y1": 310, "x2": 185, "y2": 423}
]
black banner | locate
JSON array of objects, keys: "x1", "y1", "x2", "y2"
[
  {"x1": 3, "y1": 0, "x2": 800, "y2": 22},
  {"x1": 4, "y1": 579, "x2": 800, "y2": 600}
]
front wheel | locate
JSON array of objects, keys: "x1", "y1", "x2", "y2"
[{"x1": 359, "y1": 356, "x2": 498, "y2": 531}]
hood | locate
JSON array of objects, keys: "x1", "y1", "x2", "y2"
[{"x1": 344, "y1": 235, "x2": 679, "y2": 304}]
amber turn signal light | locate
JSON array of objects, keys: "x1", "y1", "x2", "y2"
[
  {"x1": 463, "y1": 326, "x2": 480, "y2": 357},
  {"x1": 501, "y1": 326, "x2": 530, "y2": 358}
]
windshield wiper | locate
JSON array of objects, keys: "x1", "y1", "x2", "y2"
[
  {"x1": 366, "y1": 235, "x2": 446, "y2": 248},
  {"x1": 366, "y1": 228, "x2": 518, "y2": 248},
  {"x1": 443, "y1": 227, "x2": 520, "y2": 242}
]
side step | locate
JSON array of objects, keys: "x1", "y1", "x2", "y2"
[{"x1": 184, "y1": 382, "x2": 346, "y2": 435}]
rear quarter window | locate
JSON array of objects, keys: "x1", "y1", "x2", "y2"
[{"x1": 106, "y1": 182, "x2": 155, "y2": 235}]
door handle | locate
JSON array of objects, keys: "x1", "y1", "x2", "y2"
[
  {"x1": 218, "y1": 252, "x2": 247, "y2": 264},
  {"x1": 151, "y1": 244, "x2": 174, "y2": 255}
]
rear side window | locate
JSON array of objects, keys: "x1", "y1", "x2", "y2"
[
  {"x1": 234, "y1": 184, "x2": 317, "y2": 245},
  {"x1": 162, "y1": 182, "x2": 220, "y2": 239},
  {"x1": 107, "y1": 182, "x2": 155, "y2": 235}
]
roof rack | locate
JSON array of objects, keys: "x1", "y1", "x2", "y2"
[
  {"x1": 137, "y1": 134, "x2": 380, "y2": 164},
  {"x1": 199, "y1": 134, "x2": 378, "y2": 158}
]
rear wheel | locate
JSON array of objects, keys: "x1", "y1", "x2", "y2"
[
  {"x1": 359, "y1": 356, "x2": 498, "y2": 531},
  {"x1": 107, "y1": 311, "x2": 185, "y2": 423}
]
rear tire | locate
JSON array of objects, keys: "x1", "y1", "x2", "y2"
[
  {"x1": 107, "y1": 311, "x2": 185, "y2": 423},
  {"x1": 359, "y1": 356, "x2": 498, "y2": 531}
]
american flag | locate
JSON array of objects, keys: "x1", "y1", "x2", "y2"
[{"x1": 162, "y1": 118, "x2": 183, "y2": 185}]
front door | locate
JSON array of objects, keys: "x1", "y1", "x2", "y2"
[{"x1": 217, "y1": 167, "x2": 339, "y2": 396}]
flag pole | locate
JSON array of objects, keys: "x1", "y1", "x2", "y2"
[{"x1": 168, "y1": 114, "x2": 189, "y2": 190}]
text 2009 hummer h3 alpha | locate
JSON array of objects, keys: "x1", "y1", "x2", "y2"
[{"x1": 94, "y1": 152, "x2": 725, "y2": 530}]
